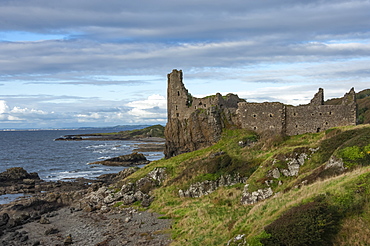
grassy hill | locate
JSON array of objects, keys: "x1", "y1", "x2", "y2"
[{"x1": 113, "y1": 124, "x2": 370, "y2": 245}]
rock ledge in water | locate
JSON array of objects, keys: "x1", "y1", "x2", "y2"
[{"x1": 90, "y1": 152, "x2": 150, "y2": 166}]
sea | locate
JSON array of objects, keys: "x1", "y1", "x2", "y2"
[{"x1": 0, "y1": 128, "x2": 164, "y2": 182}]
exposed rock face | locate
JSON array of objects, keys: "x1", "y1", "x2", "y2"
[
  {"x1": 0, "y1": 167, "x2": 42, "y2": 195},
  {"x1": 267, "y1": 148, "x2": 319, "y2": 180},
  {"x1": 165, "y1": 108, "x2": 236, "y2": 157},
  {"x1": 89, "y1": 152, "x2": 150, "y2": 166},
  {"x1": 325, "y1": 155, "x2": 346, "y2": 172},
  {"x1": 241, "y1": 148, "x2": 321, "y2": 205},
  {"x1": 79, "y1": 167, "x2": 167, "y2": 211},
  {"x1": 280, "y1": 153, "x2": 308, "y2": 177},
  {"x1": 178, "y1": 174, "x2": 247, "y2": 198},
  {"x1": 240, "y1": 185, "x2": 274, "y2": 205},
  {"x1": 0, "y1": 167, "x2": 40, "y2": 183}
]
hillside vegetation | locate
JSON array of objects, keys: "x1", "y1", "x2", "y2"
[{"x1": 116, "y1": 124, "x2": 370, "y2": 245}]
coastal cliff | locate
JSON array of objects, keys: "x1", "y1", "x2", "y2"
[{"x1": 164, "y1": 104, "x2": 239, "y2": 158}]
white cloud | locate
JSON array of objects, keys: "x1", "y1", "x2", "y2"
[
  {"x1": 0, "y1": 100, "x2": 49, "y2": 122},
  {"x1": 76, "y1": 112, "x2": 102, "y2": 122},
  {"x1": 10, "y1": 106, "x2": 47, "y2": 115},
  {"x1": 0, "y1": 100, "x2": 8, "y2": 114},
  {"x1": 126, "y1": 94, "x2": 166, "y2": 120},
  {"x1": 0, "y1": 100, "x2": 22, "y2": 121}
]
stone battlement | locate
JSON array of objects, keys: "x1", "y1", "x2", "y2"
[{"x1": 164, "y1": 69, "x2": 357, "y2": 158}]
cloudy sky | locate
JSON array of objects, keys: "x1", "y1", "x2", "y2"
[{"x1": 1, "y1": 0, "x2": 369, "y2": 129}]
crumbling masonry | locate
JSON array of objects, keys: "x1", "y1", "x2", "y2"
[{"x1": 164, "y1": 69, "x2": 357, "y2": 158}]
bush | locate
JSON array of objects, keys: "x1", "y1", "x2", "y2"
[
  {"x1": 339, "y1": 146, "x2": 365, "y2": 160},
  {"x1": 262, "y1": 200, "x2": 340, "y2": 246},
  {"x1": 337, "y1": 145, "x2": 370, "y2": 168}
]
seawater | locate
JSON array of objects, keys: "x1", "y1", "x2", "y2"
[{"x1": 0, "y1": 129, "x2": 164, "y2": 181}]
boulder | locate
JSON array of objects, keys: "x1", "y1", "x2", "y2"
[
  {"x1": 0, "y1": 167, "x2": 40, "y2": 183},
  {"x1": 0, "y1": 213, "x2": 9, "y2": 227}
]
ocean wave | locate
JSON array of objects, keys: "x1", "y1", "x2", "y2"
[
  {"x1": 47, "y1": 170, "x2": 104, "y2": 181},
  {"x1": 98, "y1": 156, "x2": 111, "y2": 159}
]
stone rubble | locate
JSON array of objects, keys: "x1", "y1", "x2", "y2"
[
  {"x1": 178, "y1": 174, "x2": 247, "y2": 198},
  {"x1": 79, "y1": 167, "x2": 167, "y2": 212},
  {"x1": 240, "y1": 184, "x2": 274, "y2": 205}
]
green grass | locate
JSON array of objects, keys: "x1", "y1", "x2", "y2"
[{"x1": 113, "y1": 124, "x2": 370, "y2": 245}]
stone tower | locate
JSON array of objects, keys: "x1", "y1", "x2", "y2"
[{"x1": 164, "y1": 69, "x2": 243, "y2": 158}]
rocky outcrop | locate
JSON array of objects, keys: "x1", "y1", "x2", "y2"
[
  {"x1": 178, "y1": 174, "x2": 247, "y2": 198},
  {"x1": 240, "y1": 185, "x2": 274, "y2": 205},
  {"x1": 279, "y1": 152, "x2": 308, "y2": 177},
  {"x1": 0, "y1": 167, "x2": 41, "y2": 195},
  {"x1": 165, "y1": 106, "x2": 239, "y2": 158},
  {"x1": 266, "y1": 147, "x2": 319, "y2": 180},
  {"x1": 240, "y1": 148, "x2": 320, "y2": 205},
  {"x1": 89, "y1": 152, "x2": 150, "y2": 166},
  {"x1": 325, "y1": 155, "x2": 346, "y2": 171},
  {"x1": 0, "y1": 167, "x2": 40, "y2": 183},
  {"x1": 79, "y1": 167, "x2": 167, "y2": 211}
]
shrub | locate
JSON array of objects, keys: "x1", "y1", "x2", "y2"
[
  {"x1": 261, "y1": 200, "x2": 340, "y2": 246},
  {"x1": 339, "y1": 146, "x2": 365, "y2": 160},
  {"x1": 337, "y1": 145, "x2": 370, "y2": 168}
]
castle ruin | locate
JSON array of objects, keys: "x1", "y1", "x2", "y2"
[{"x1": 164, "y1": 69, "x2": 357, "y2": 158}]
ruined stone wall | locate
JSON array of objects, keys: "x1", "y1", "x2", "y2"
[
  {"x1": 237, "y1": 88, "x2": 356, "y2": 136},
  {"x1": 285, "y1": 104, "x2": 356, "y2": 135},
  {"x1": 167, "y1": 70, "x2": 240, "y2": 120},
  {"x1": 237, "y1": 102, "x2": 286, "y2": 135},
  {"x1": 165, "y1": 69, "x2": 357, "y2": 158}
]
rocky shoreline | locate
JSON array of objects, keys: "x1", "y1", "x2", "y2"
[{"x1": 0, "y1": 167, "x2": 171, "y2": 246}]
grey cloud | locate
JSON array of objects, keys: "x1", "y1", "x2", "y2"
[
  {"x1": 1, "y1": 0, "x2": 369, "y2": 42},
  {"x1": 144, "y1": 106, "x2": 167, "y2": 114},
  {"x1": 0, "y1": 39, "x2": 369, "y2": 78},
  {"x1": 59, "y1": 80, "x2": 150, "y2": 86},
  {"x1": 1, "y1": 0, "x2": 369, "y2": 128}
]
